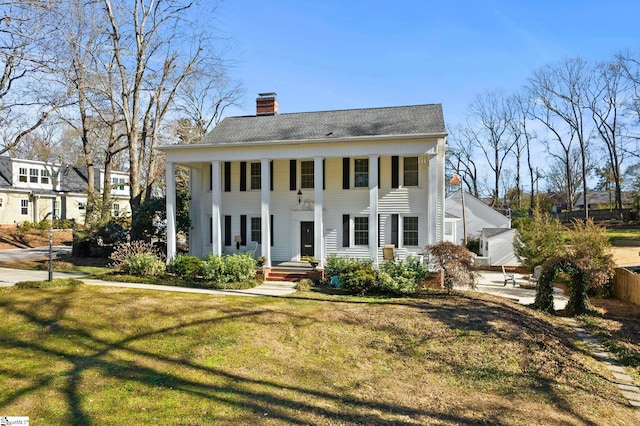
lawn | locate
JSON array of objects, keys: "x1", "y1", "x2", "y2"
[{"x1": 0, "y1": 285, "x2": 638, "y2": 425}]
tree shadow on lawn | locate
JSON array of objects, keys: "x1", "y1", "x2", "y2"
[{"x1": 0, "y1": 287, "x2": 509, "y2": 425}]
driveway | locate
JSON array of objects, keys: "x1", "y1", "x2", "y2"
[
  {"x1": 0, "y1": 246, "x2": 71, "y2": 264},
  {"x1": 464, "y1": 270, "x2": 568, "y2": 311}
]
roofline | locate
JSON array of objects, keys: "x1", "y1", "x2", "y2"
[{"x1": 158, "y1": 132, "x2": 448, "y2": 152}]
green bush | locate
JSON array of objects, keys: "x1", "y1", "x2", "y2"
[
  {"x1": 378, "y1": 255, "x2": 429, "y2": 295},
  {"x1": 566, "y1": 219, "x2": 614, "y2": 297},
  {"x1": 338, "y1": 258, "x2": 376, "y2": 295},
  {"x1": 121, "y1": 253, "x2": 166, "y2": 276},
  {"x1": 325, "y1": 254, "x2": 352, "y2": 278},
  {"x1": 168, "y1": 254, "x2": 203, "y2": 280},
  {"x1": 201, "y1": 253, "x2": 256, "y2": 283},
  {"x1": 514, "y1": 209, "x2": 564, "y2": 271},
  {"x1": 296, "y1": 278, "x2": 314, "y2": 291}
]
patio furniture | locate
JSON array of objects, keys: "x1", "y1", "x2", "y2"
[
  {"x1": 502, "y1": 265, "x2": 515, "y2": 287},
  {"x1": 528, "y1": 265, "x2": 542, "y2": 286},
  {"x1": 242, "y1": 241, "x2": 258, "y2": 258},
  {"x1": 383, "y1": 244, "x2": 399, "y2": 262}
]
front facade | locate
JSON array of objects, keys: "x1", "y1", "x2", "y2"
[
  {"x1": 160, "y1": 95, "x2": 447, "y2": 268},
  {"x1": 0, "y1": 157, "x2": 130, "y2": 225}
]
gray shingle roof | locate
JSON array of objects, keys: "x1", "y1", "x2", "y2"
[
  {"x1": 0, "y1": 157, "x2": 12, "y2": 187},
  {"x1": 201, "y1": 104, "x2": 445, "y2": 145},
  {"x1": 483, "y1": 228, "x2": 514, "y2": 238}
]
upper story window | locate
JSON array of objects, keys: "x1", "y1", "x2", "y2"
[
  {"x1": 29, "y1": 168, "x2": 38, "y2": 183},
  {"x1": 300, "y1": 160, "x2": 314, "y2": 189},
  {"x1": 111, "y1": 177, "x2": 125, "y2": 191},
  {"x1": 18, "y1": 168, "x2": 27, "y2": 183},
  {"x1": 250, "y1": 163, "x2": 261, "y2": 190},
  {"x1": 403, "y1": 157, "x2": 418, "y2": 186},
  {"x1": 354, "y1": 159, "x2": 369, "y2": 188},
  {"x1": 40, "y1": 169, "x2": 50, "y2": 184}
]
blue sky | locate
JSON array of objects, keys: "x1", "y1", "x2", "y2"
[{"x1": 214, "y1": 0, "x2": 640, "y2": 126}]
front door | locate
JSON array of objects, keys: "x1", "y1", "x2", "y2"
[{"x1": 300, "y1": 221, "x2": 314, "y2": 258}]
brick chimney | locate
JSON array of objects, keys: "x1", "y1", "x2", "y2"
[{"x1": 256, "y1": 92, "x2": 278, "y2": 116}]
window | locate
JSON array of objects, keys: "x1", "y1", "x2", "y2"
[
  {"x1": 112, "y1": 203, "x2": 120, "y2": 216},
  {"x1": 250, "y1": 163, "x2": 261, "y2": 190},
  {"x1": 19, "y1": 168, "x2": 27, "y2": 183},
  {"x1": 251, "y1": 217, "x2": 261, "y2": 244},
  {"x1": 20, "y1": 199, "x2": 28, "y2": 215},
  {"x1": 29, "y1": 168, "x2": 39, "y2": 183},
  {"x1": 0, "y1": 197, "x2": 3, "y2": 208},
  {"x1": 354, "y1": 217, "x2": 369, "y2": 245},
  {"x1": 78, "y1": 202, "x2": 86, "y2": 210},
  {"x1": 300, "y1": 160, "x2": 314, "y2": 189},
  {"x1": 404, "y1": 157, "x2": 418, "y2": 186},
  {"x1": 403, "y1": 217, "x2": 419, "y2": 246},
  {"x1": 354, "y1": 159, "x2": 368, "y2": 188},
  {"x1": 112, "y1": 177, "x2": 125, "y2": 191},
  {"x1": 53, "y1": 200, "x2": 60, "y2": 219},
  {"x1": 40, "y1": 169, "x2": 50, "y2": 184}
]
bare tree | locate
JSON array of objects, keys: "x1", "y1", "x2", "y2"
[
  {"x1": 509, "y1": 92, "x2": 538, "y2": 209},
  {"x1": 529, "y1": 57, "x2": 592, "y2": 220},
  {"x1": 446, "y1": 125, "x2": 480, "y2": 197},
  {"x1": 586, "y1": 58, "x2": 630, "y2": 217},
  {"x1": 0, "y1": 2, "x2": 64, "y2": 154},
  {"x1": 468, "y1": 90, "x2": 517, "y2": 207}
]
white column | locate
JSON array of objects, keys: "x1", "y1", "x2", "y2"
[
  {"x1": 210, "y1": 160, "x2": 222, "y2": 256},
  {"x1": 165, "y1": 161, "x2": 177, "y2": 261},
  {"x1": 260, "y1": 159, "x2": 271, "y2": 267},
  {"x1": 313, "y1": 157, "x2": 324, "y2": 267},
  {"x1": 369, "y1": 155, "x2": 379, "y2": 266},
  {"x1": 428, "y1": 144, "x2": 445, "y2": 245}
]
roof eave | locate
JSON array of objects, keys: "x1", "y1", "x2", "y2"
[{"x1": 158, "y1": 132, "x2": 448, "y2": 152}]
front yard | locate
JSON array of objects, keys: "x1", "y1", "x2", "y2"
[{"x1": 0, "y1": 284, "x2": 638, "y2": 425}]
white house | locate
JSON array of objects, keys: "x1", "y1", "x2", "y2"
[
  {"x1": 445, "y1": 189, "x2": 511, "y2": 245},
  {"x1": 0, "y1": 156, "x2": 130, "y2": 225},
  {"x1": 159, "y1": 93, "x2": 447, "y2": 270},
  {"x1": 479, "y1": 228, "x2": 519, "y2": 267}
]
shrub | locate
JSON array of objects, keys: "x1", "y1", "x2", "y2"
[
  {"x1": 199, "y1": 254, "x2": 256, "y2": 284},
  {"x1": 339, "y1": 259, "x2": 377, "y2": 295},
  {"x1": 325, "y1": 254, "x2": 352, "y2": 278},
  {"x1": 427, "y1": 241, "x2": 478, "y2": 294},
  {"x1": 296, "y1": 278, "x2": 314, "y2": 291},
  {"x1": 121, "y1": 253, "x2": 166, "y2": 276},
  {"x1": 110, "y1": 240, "x2": 165, "y2": 269},
  {"x1": 465, "y1": 236, "x2": 481, "y2": 255},
  {"x1": 378, "y1": 255, "x2": 429, "y2": 295},
  {"x1": 52, "y1": 261, "x2": 74, "y2": 271},
  {"x1": 17, "y1": 221, "x2": 34, "y2": 233},
  {"x1": 168, "y1": 254, "x2": 203, "y2": 280},
  {"x1": 513, "y1": 209, "x2": 564, "y2": 271},
  {"x1": 566, "y1": 219, "x2": 614, "y2": 297}
]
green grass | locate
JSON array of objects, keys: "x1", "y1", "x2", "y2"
[
  {"x1": 605, "y1": 228, "x2": 640, "y2": 241},
  {"x1": 0, "y1": 286, "x2": 637, "y2": 425}
]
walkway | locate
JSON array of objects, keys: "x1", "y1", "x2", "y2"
[{"x1": 0, "y1": 267, "x2": 297, "y2": 297}]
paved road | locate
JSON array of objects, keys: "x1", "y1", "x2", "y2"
[{"x1": 0, "y1": 246, "x2": 71, "y2": 263}]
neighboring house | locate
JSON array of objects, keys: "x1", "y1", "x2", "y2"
[
  {"x1": 479, "y1": 228, "x2": 519, "y2": 267},
  {"x1": 0, "y1": 156, "x2": 130, "y2": 225},
  {"x1": 159, "y1": 93, "x2": 447, "y2": 269},
  {"x1": 445, "y1": 189, "x2": 511, "y2": 245},
  {"x1": 574, "y1": 191, "x2": 634, "y2": 210}
]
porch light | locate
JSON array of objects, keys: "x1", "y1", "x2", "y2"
[
  {"x1": 297, "y1": 189, "x2": 303, "y2": 204},
  {"x1": 234, "y1": 235, "x2": 242, "y2": 250}
]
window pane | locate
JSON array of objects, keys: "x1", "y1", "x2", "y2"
[
  {"x1": 251, "y1": 217, "x2": 262, "y2": 244},
  {"x1": 21, "y1": 199, "x2": 28, "y2": 215},
  {"x1": 404, "y1": 157, "x2": 418, "y2": 186},
  {"x1": 403, "y1": 217, "x2": 419, "y2": 246},
  {"x1": 354, "y1": 217, "x2": 369, "y2": 245},
  {"x1": 30, "y1": 169, "x2": 38, "y2": 183},
  {"x1": 19, "y1": 168, "x2": 27, "y2": 182},
  {"x1": 354, "y1": 159, "x2": 368, "y2": 187},
  {"x1": 300, "y1": 160, "x2": 314, "y2": 189},
  {"x1": 250, "y1": 163, "x2": 261, "y2": 190},
  {"x1": 41, "y1": 169, "x2": 50, "y2": 184}
]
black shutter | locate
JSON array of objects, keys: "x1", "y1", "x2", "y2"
[
  {"x1": 224, "y1": 162, "x2": 231, "y2": 192},
  {"x1": 270, "y1": 161, "x2": 274, "y2": 191},
  {"x1": 290, "y1": 160, "x2": 296, "y2": 190},
  {"x1": 209, "y1": 163, "x2": 213, "y2": 190},
  {"x1": 270, "y1": 215, "x2": 274, "y2": 247},
  {"x1": 391, "y1": 214, "x2": 399, "y2": 247},
  {"x1": 377, "y1": 157, "x2": 381, "y2": 188},
  {"x1": 209, "y1": 217, "x2": 213, "y2": 243},
  {"x1": 378, "y1": 214, "x2": 381, "y2": 247},
  {"x1": 323, "y1": 159, "x2": 326, "y2": 190},
  {"x1": 224, "y1": 215, "x2": 231, "y2": 246},
  {"x1": 240, "y1": 215, "x2": 247, "y2": 245},
  {"x1": 342, "y1": 158, "x2": 350, "y2": 189},
  {"x1": 240, "y1": 162, "x2": 247, "y2": 192},
  {"x1": 391, "y1": 156, "x2": 399, "y2": 188},
  {"x1": 342, "y1": 214, "x2": 350, "y2": 247}
]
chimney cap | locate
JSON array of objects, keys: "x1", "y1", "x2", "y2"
[{"x1": 258, "y1": 92, "x2": 277, "y2": 98}]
